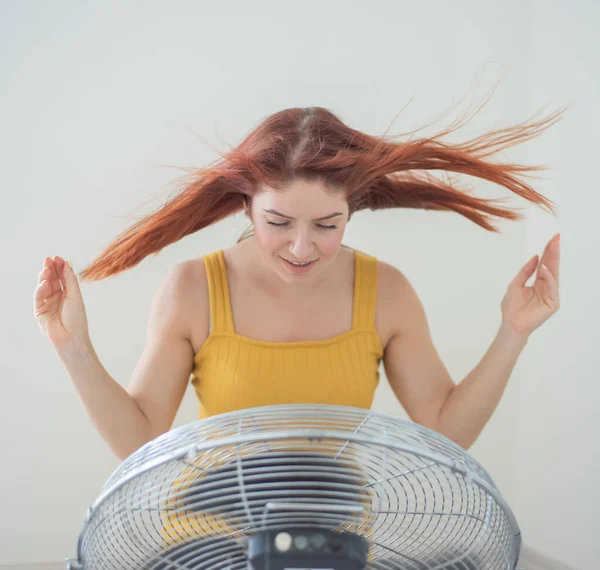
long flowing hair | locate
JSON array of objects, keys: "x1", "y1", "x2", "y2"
[{"x1": 78, "y1": 103, "x2": 562, "y2": 281}]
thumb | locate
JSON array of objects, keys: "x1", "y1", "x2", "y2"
[
  {"x1": 62, "y1": 259, "x2": 84, "y2": 301},
  {"x1": 511, "y1": 254, "x2": 539, "y2": 289}
]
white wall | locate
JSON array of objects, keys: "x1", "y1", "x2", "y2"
[
  {"x1": 0, "y1": 0, "x2": 594, "y2": 566},
  {"x1": 513, "y1": 2, "x2": 600, "y2": 568}
]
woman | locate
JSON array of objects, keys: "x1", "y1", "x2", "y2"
[{"x1": 33, "y1": 106, "x2": 561, "y2": 461}]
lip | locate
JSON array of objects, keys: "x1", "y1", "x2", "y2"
[
  {"x1": 280, "y1": 256, "x2": 318, "y2": 274},
  {"x1": 283, "y1": 258, "x2": 317, "y2": 264}
]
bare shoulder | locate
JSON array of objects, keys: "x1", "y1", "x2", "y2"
[
  {"x1": 156, "y1": 258, "x2": 210, "y2": 350},
  {"x1": 375, "y1": 259, "x2": 424, "y2": 346},
  {"x1": 377, "y1": 259, "x2": 415, "y2": 297}
]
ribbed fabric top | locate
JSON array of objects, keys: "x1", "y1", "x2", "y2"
[{"x1": 190, "y1": 249, "x2": 384, "y2": 419}]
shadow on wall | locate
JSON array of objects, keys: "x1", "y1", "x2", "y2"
[{"x1": 518, "y1": 544, "x2": 577, "y2": 569}]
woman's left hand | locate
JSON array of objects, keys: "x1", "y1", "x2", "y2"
[{"x1": 500, "y1": 233, "x2": 561, "y2": 338}]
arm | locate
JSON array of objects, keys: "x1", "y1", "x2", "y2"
[
  {"x1": 381, "y1": 264, "x2": 526, "y2": 449},
  {"x1": 56, "y1": 262, "x2": 204, "y2": 460},
  {"x1": 381, "y1": 264, "x2": 455, "y2": 436},
  {"x1": 436, "y1": 325, "x2": 527, "y2": 449}
]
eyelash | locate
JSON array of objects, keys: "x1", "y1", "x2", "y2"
[{"x1": 267, "y1": 221, "x2": 338, "y2": 230}]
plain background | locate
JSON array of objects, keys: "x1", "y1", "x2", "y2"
[{"x1": 1, "y1": 0, "x2": 598, "y2": 567}]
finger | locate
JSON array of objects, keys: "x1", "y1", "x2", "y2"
[
  {"x1": 540, "y1": 233, "x2": 560, "y2": 268},
  {"x1": 539, "y1": 233, "x2": 560, "y2": 284},
  {"x1": 61, "y1": 258, "x2": 83, "y2": 301},
  {"x1": 34, "y1": 279, "x2": 49, "y2": 307},
  {"x1": 38, "y1": 264, "x2": 62, "y2": 295},
  {"x1": 536, "y1": 263, "x2": 560, "y2": 306},
  {"x1": 33, "y1": 280, "x2": 62, "y2": 314},
  {"x1": 511, "y1": 254, "x2": 539, "y2": 288},
  {"x1": 53, "y1": 256, "x2": 67, "y2": 287},
  {"x1": 38, "y1": 266, "x2": 51, "y2": 284},
  {"x1": 40, "y1": 258, "x2": 55, "y2": 282},
  {"x1": 41, "y1": 257, "x2": 65, "y2": 292},
  {"x1": 48, "y1": 274, "x2": 63, "y2": 295}
]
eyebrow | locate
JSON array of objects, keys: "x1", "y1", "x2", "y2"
[{"x1": 263, "y1": 209, "x2": 344, "y2": 221}]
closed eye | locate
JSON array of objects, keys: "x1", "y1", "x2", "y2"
[{"x1": 267, "y1": 221, "x2": 337, "y2": 230}]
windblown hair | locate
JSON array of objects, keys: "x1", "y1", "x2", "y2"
[{"x1": 79, "y1": 104, "x2": 562, "y2": 281}]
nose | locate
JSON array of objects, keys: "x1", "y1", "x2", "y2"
[{"x1": 288, "y1": 229, "x2": 314, "y2": 260}]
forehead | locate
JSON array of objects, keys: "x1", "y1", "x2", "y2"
[{"x1": 253, "y1": 179, "x2": 348, "y2": 214}]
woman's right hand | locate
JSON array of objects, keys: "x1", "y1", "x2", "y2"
[{"x1": 34, "y1": 256, "x2": 89, "y2": 349}]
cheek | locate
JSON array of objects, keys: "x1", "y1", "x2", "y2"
[
  {"x1": 254, "y1": 226, "x2": 286, "y2": 252},
  {"x1": 316, "y1": 229, "x2": 345, "y2": 258}
]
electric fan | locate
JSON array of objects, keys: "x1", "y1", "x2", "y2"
[{"x1": 65, "y1": 404, "x2": 522, "y2": 569}]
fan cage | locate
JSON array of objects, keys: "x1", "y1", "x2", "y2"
[{"x1": 68, "y1": 404, "x2": 521, "y2": 570}]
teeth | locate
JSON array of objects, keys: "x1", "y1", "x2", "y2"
[{"x1": 287, "y1": 260, "x2": 311, "y2": 266}]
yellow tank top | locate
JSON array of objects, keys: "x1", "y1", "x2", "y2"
[{"x1": 190, "y1": 249, "x2": 384, "y2": 419}]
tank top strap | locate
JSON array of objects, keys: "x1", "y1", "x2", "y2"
[
  {"x1": 202, "y1": 250, "x2": 235, "y2": 335},
  {"x1": 352, "y1": 250, "x2": 379, "y2": 331}
]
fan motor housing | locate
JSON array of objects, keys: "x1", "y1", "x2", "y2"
[{"x1": 248, "y1": 527, "x2": 369, "y2": 570}]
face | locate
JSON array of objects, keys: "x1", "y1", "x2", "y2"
[{"x1": 248, "y1": 179, "x2": 350, "y2": 283}]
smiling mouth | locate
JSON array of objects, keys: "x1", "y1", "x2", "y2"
[{"x1": 281, "y1": 257, "x2": 316, "y2": 266}]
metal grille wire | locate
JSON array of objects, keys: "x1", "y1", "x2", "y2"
[{"x1": 70, "y1": 404, "x2": 521, "y2": 570}]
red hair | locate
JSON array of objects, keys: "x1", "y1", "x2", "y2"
[{"x1": 79, "y1": 105, "x2": 562, "y2": 281}]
